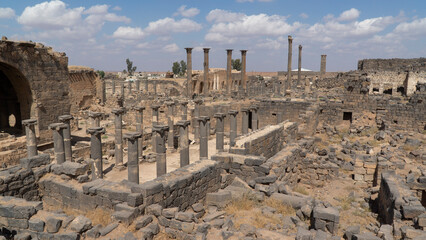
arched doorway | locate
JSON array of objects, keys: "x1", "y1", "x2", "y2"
[{"x1": 0, "y1": 63, "x2": 32, "y2": 134}]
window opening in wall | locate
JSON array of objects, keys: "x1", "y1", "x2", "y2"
[
  {"x1": 343, "y1": 112, "x2": 352, "y2": 123},
  {"x1": 393, "y1": 120, "x2": 398, "y2": 124},
  {"x1": 373, "y1": 87, "x2": 379, "y2": 93},
  {"x1": 383, "y1": 88, "x2": 392, "y2": 95},
  {"x1": 397, "y1": 86, "x2": 405, "y2": 95}
]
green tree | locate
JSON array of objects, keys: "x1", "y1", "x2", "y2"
[
  {"x1": 180, "y1": 60, "x2": 187, "y2": 76},
  {"x1": 172, "y1": 61, "x2": 181, "y2": 76},
  {"x1": 232, "y1": 59, "x2": 242, "y2": 71},
  {"x1": 126, "y1": 58, "x2": 137, "y2": 76},
  {"x1": 96, "y1": 70, "x2": 105, "y2": 79}
]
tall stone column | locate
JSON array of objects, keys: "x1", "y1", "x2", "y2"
[
  {"x1": 101, "y1": 80, "x2": 106, "y2": 104},
  {"x1": 320, "y1": 55, "x2": 327, "y2": 80},
  {"x1": 203, "y1": 48, "x2": 210, "y2": 96},
  {"x1": 305, "y1": 78, "x2": 311, "y2": 96},
  {"x1": 193, "y1": 99, "x2": 202, "y2": 142},
  {"x1": 124, "y1": 132, "x2": 142, "y2": 184},
  {"x1": 198, "y1": 116, "x2": 210, "y2": 160},
  {"x1": 185, "y1": 48, "x2": 193, "y2": 97},
  {"x1": 128, "y1": 80, "x2": 132, "y2": 95},
  {"x1": 176, "y1": 120, "x2": 190, "y2": 167},
  {"x1": 153, "y1": 82, "x2": 158, "y2": 95},
  {"x1": 152, "y1": 125, "x2": 169, "y2": 177},
  {"x1": 250, "y1": 106, "x2": 259, "y2": 131},
  {"x1": 136, "y1": 79, "x2": 140, "y2": 91},
  {"x1": 58, "y1": 115, "x2": 73, "y2": 162},
  {"x1": 151, "y1": 104, "x2": 161, "y2": 153},
  {"x1": 241, "y1": 108, "x2": 249, "y2": 134},
  {"x1": 134, "y1": 106, "x2": 145, "y2": 159},
  {"x1": 112, "y1": 107, "x2": 126, "y2": 166},
  {"x1": 145, "y1": 80, "x2": 149, "y2": 92},
  {"x1": 88, "y1": 112, "x2": 102, "y2": 127},
  {"x1": 121, "y1": 82, "x2": 125, "y2": 98},
  {"x1": 87, "y1": 127, "x2": 105, "y2": 179},
  {"x1": 22, "y1": 119, "x2": 38, "y2": 157},
  {"x1": 165, "y1": 101, "x2": 175, "y2": 149},
  {"x1": 298, "y1": 45, "x2": 302, "y2": 87},
  {"x1": 286, "y1": 35, "x2": 293, "y2": 95},
  {"x1": 112, "y1": 80, "x2": 116, "y2": 94},
  {"x1": 49, "y1": 123, "x2": 67, "y2": 164},
  {"x1": 214, "y1": 113, "x2": 225, "y2": 152},
  {"x1": 241, "y1": 50, "x2": 247, "y2": 95},
  {"x1": 226, "y1": 49, "x2": 232, "y2": 94},
  {"x1": 228, "y1": 110, "x2": 238, "y2": 147},
  {"x1": 180, "y1": 100, "x2": 188, "y2": 120}
]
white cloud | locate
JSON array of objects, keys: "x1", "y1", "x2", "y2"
[
  {"x1": 145, "y1": 17, "x2": 202, "y2": 35},
  {"x1": 393, "y1": 17, "x2": 426, "y2": 36},
  {"x1": 0, "y1": 7, "x2": 15, "y2": 19},
  {"x1": 113, "y1": 26, "x2": 145, "y2": 40},
  {"x1": 337, "y1": 8, "x2": 360, "y2": 21},
  {"x1": 83, "y1": 4, "x2": 108, "y2": 15},
  {"x1": 300, "y1": 13, "x2": 308, "y2": 19},
  {"x1": 162, "y1": 43, "x2": 179, "y2": 53},
  {"x1": 112, "y1": 6, "x2": 122, "y2": 11},
  {"x1": 174, "y1": 5, "x2": 200, "y2": 18},
  {"x1": 206, "y1": 9, "x2": 246, "y2": 23}
]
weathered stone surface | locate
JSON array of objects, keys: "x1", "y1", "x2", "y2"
[
  {"x1": 254, "y1": 175, "x2": 277, "y2": 184},
  {"x1": 175, "y1": 212, "x2": 194, "y2": 222},
  {"x1": 402, "y1": 205, "x2": 425, "y2": 219},
  {"x1": 270, "y1": 193, "x2": 310, "y2": 209},
  {"x1": 206, "y1": 191, "x2": 232, "y2": 208},
  {"x1": 28, "y1": 219, "x2": 44, "y2": 232},
  {"x1": 45, "y1": 217, "x2": 62, "y2": 233},
  {"x1": 145, "y1": 204, "x2": 162, "y2": 217},
  {"x1": 162, "y1": 207, "x2": 179, "y2": 219},
  {"x1": 20, "y1": 154, "x2": 50, "y2": 169},
  {"x1": 68, "y1": 215, "x2": 92, "y2": 233},
  {"x1": 344, "y1": 225, "x2": 360, "y2": 240},
  {"x1": 353, "y1": 232, "x2": 381, "y2": 240},
  {"x1": 296, "y1": 226, "x2": 312, "y2": 240},
  {"x1": 135, "y1": 215, "x2": 153, "y2": 230},
  {"x1": 99, "y1": 222, "x2": 119, "y2": 236}
]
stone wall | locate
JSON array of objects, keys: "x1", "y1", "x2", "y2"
[
  {"x1": 69, "y1": 66, "x2": 100, "y2": 113},
  {"x1": 358, "y1": 58, "x2": 426, "y2": 72}
]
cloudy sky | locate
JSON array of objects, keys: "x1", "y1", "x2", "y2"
[{"x1": 1, "y1": 0, "x2": 425, "y2": 72}]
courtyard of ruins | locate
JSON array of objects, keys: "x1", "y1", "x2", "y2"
[{"x1": 0, "y1": 34, "x2": 425, "y2": 240}]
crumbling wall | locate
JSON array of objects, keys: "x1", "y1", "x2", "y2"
[
  {"x1": 69, "y1": 66, "x2": 100, "y2": 113},
  {"x1": 358, "y1": 58, "x2": 426, "y2": 72}
]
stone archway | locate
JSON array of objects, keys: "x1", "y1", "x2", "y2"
[{"x1": 0, "y1": 63, "x2": 32, "y2": 134}]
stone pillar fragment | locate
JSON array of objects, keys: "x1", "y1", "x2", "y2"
[
  {"x1": 22, "y1": 119, "x2": 38, "y2": 158},
  {"x1": 180, "y1": 101, "x2": 188, "y2": 121},
  {"x1": 128, "y1": 80, "x2": 132, "y2": 95},
  {"x1": 151, "y1": 104, "x2": 161, "y2": 153},
  {"x1": 228, "y1": 110, "x2": 239, "y2": 147},
  {"x1": 198, "y1": 116, "x2": 210, "y2": 160},
  {"x1": 226, "y1": 49, "x2": 232, "y2": 94},
  {"x1": 152, "y1": 125, "x2": 169, "y2": 177},
  {"x1": 203, "y1": 48, "x2": 210, "y2": 96},
  {"x1": 121, "y1": 82, "x2": 125, "y2": 98},
  {"x1": 193, "y1": 99, "x2": 202, "y2": 142},
  {"x1": 134, "y1": 106, "x2": 145, "y2": 159},
  {"x1": 49, "y1": 123, "x2": 67, "y2": 164},
  {"x1": 145, "y1": 80, "x2": 149, "y2": 92},
  {"x1": 101, "y1": 80, "x2": 106, "y2": 104},
  {"x1": 153, "y1": 81, "x2": 158, "y2": 95},
  {"x1": 112, "y1": 107, "x2": 126, "y2": 165},
  {"x1": 214, "y1": 113, "x2": 226, "y2": 152},
  {"x1": 176, "y1": 120, "x2": 190, "y2": 167},
  {"x1": 241, "y1": 108, "x2": 249, "y2": 135},
  {"x1": 124, "y1": 132, "x2": 142, "y2": 184},
  {"x1": 165, "y1": 101, "x2": 175, "y2": 149},
  {"x1": 298, "y1": 45, "x2": 302, "y2": 87},
  {"x1": 241, "y1": 50, "x2": 247, "y2": 95},
  {"x1": 320, "y1": 55, "x2": 327, "y2": 80},
  {"x1": 305, "y1": 78, "x2": 311, "y2": 95},
  {"x1": 87, "y1": 127, "x2": 105, "y2": 179},
  {"x1": 58, "y1": 115, "x2": 73, "y2": 162},
  {"x1": 136, "y1": 79, "x2": 140, "y2": 91},
  {"x1": 250, "y1": 106, "x2": 259, "y2": 131},
  {"x1": 185, "y1": 48, "x2": 193, "y2": 97},
  {"x1": 112, "y1": 80, "x2": 116, "y2": 94},
  {"x1": 88, "y1": 112, "x2": 102, "y2": 127},
  {"x1": 286, "y1": 35, "x2": 293, "y2": 95}
]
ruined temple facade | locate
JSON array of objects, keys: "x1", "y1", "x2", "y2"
[
  {"x1": 0, "y1": 39, "x2": 70, "y2": 137},
  {"x1": 69, "y1": 66, "x2": 100, "y2": 113}
]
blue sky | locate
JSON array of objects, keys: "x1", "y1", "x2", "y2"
[{"x1": 1, "y1": 0, "x2": 425, "y2": 72}]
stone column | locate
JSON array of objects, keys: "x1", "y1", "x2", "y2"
[
  {"x1": 128, "y1": 80, "x2": 132, "y2": 95},
  {"x1": 298, "y1": 45, "x2": 302, "y2": 87},
  {"x1": 226, "y1": 49, "x2": 232, "y2": 94},
  {"x1": 305, "y1": 77, "x2": 311, "y2": 95},
  {"x1": 112, "y1": 108, "x2": 126, "y2": 166},
  {"x1": 193, "y1": 99, "x2": 202, "y2": 142},
  {"x1": 112, "y1": 80, "x2": 116, "y2": 94},
  {"x1": 320, "y1": 55, "x2": 327, "y2": 80},
  {"x1": 176, "y1": 120, "x2": 190, "y2": 167},
  {"x1": 241, "y1": 108, "x2": 249, "y2": 135},
  {"x1": 241, "y1": 50, "x2": 247, "y2": 95},
  {"x1": 286, "y1": 35, "x2": 293, "y2": 95},
  {"x1": 214, "y1": 113, "x2": 226, "y2": 152},
  {"x1": 88, "y1": 112, "x2": 102, "y2": 128},
  {"x1": 134, "y1": 106, "x2": 145, "y2": 159},
  {"x1": 165, "y1": 101, "x2": 175, "y2": 149},
  {"x1": 121, "y1": 82, "x2": 125, "y2": 98},
  {"x1": 203, "y1": 48, "x2": 210, "y2": 96},
  {"x1": 250, "y1": 106, "x2": 259, "y2": 131},
  {"x1": 276, "y1": 112, "x2": 283, "y2": 124},
  {"x1": 87, "y1": 127, "x2": 105, "y2": 179},
  {"x1": 49, "y1": 123, "x2": 67, "y2": 164},
  {"x1": 228, "y1": 110, "x2": 239, "y2": 147},
  {"x1": 180, "y1": 100, "x2": 188, "y2": 120},
  {"x1": 101, "y1": 80, "x2": 106, "y2": 104},
  {"x1": 22, "y1": 119, "x2": 38, "y2": 158},
  {"x1": 185, "y1": 48, "x2": 193, "y2": 97},
  {"x1": 151, "y1": 104, "x2": 161, "y2": 153},
  {"x1": 198, "y1": 116, "x2": 210, "y2": 160},
  {"x1": 152, "y1": 125, "x2": 169, "y2": 177},
  {"x1": 153, "y1": 81, "x2": 158, "y2": 95},
  {"x1": 124, "y1": 132, "x2": 142, "y2": 184},
  {"x1": 145, "y1": 80, "x2": 149, "y2": 92},
  {"x1": 58, "y1": 115, "x2": 74, "y2": 162},
  {"x1": 136, "y1": 79, "x2": 140, "y2": 91}
]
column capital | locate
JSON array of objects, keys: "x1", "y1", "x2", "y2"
[
  {"x1": 88, "y1": 111, "x2": 102, "y2": 118},
  {"x1": 151, "y1": 104, "x2": 161, "y2": 110},
  {"x1": 133, "y1": 106, "x2": 145, "y2": 112},
  {"x1": 86, "y1": 127, "x2": 105, "y2": 135},
  {"x1": 214, "y1": 113, "x2": 226, "y2": 119},
  {"x1": 240, "y1": 50, "x2": 248, "y2": 54},
  {"x1": 112, "y1": 107, "x2": 126, "y2": 115},
  {"x1": 152, "y1": 124, "x2": 169, "y2": 133},
  {"x1": 123, "y1": 131, "x2": 142, "y2": 140},
  {"x1": 299, "y1": 45, "x2": 302, "y2": 49},
  {"x1": 197, "y1": 116, "x2": 210, "y2": 123},
  {"x1": 228, "y1": 110, "x2": 239, "y2": 116},
  {"x1": 203, "y1": 48, "x2": 210, "y2": 53},
  {"x1": 249, "y1": 105, "x2": 259, "y2": 111},
  {"x1": 22, "y1": 119, "x2": 37, "y2": 126},
  {"x1": 241, "y1": 107, "x2": 249, "y2": 113},
  {"x1": 185, "y1": 47, "x2": 193, "y2": 53},
  {"x1": 165, "y1": 101, "x2": 175, "y2": 107},
  {"x1": 288, "y1": 35, "x2": 293, "y2": 41},
  {"x1": 49, "y1": 123, "x2": 67, "y2": 131},
  {"x1": 58, "y1": 115, "x2": 73, "y2": 122},
  {"x1": 176, "y1": 120, "x2": 191, "y2": 127},
  {"x1": 226, "y1": 49, "x2": 233, "y2": 52}
]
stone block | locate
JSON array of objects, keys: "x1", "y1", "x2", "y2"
[
  {"x1": 353, "y1": 233, "x2": 381, "y2": 240},
  {"x1": 254, "y1": 175, "x2": 277, "y2": 184},
  {"x1": 296, "y1": 226, "x2": 312, "y2": 240},
  {"x1": 132, "y1": 181, "x2": 163, "y2": 197},
  {"x1": 205, "y1": 191, "x2": 232, "y2": 209},
  {"x1": 20, "y1": 154, "x2": 50, "y2": 169},
  {"x1": 28, "y1": 219, "x2": 44, "y2": 232},
  {"x1": 135, "y1": 215, "x2": 153, "y2": 230},
  {"x1": 162, "y1": 207, "x2": 178, "y2": 219},
  {"x1": 244, "y1": 157, "x2": 264, "y2": 166},
  {"x1": 270, "y1": 193, "x2": 309, "y2": 209},
  {"x1": 418, "y1": 213, "x2": 426, "y2": 227},
  {"x1": 145, "y1": 204, "x2": 162, "y2": 217},
  {"x1": 192, "y1": 203, "x2": 204, "y2": 213},
  {"x1": 99, "y1": 222, "x2": 119, "y2": 236},
  {"x1": 127, "y1": 193, "x2": 143, "y2": 207},
  {"x1": 68, "y1": 215, "x2": 92, "y2": 233},
  {"x1": 203, "y1": 211, "x2": 225, "y2": 222},
  {"x1": 7, "y1": 218, "x2": 28, "y2": 229},
  {"x1": 46, "y1": 217, "x2": 62, "y2": 233},
  {"x1": 175, "y1": 212, "x2": 194, "y2": 222},
  {"x1": 344, "y1": 225, "x2": 360, "y2": 240},
  {"x1": 112, "y1": 210, "x2": 135, "y2": 225},
  {"x1": 402, "y1": 205, "x2": 425, "y2": 219}
]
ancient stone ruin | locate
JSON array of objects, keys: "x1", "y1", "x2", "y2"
[{"x1": 0, "y1": 37, "x2": 425, "y2": 240}]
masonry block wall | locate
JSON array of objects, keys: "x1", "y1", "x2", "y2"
[{"x1": 69, "y1": 66, "x2": 99, "y2": 114}]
